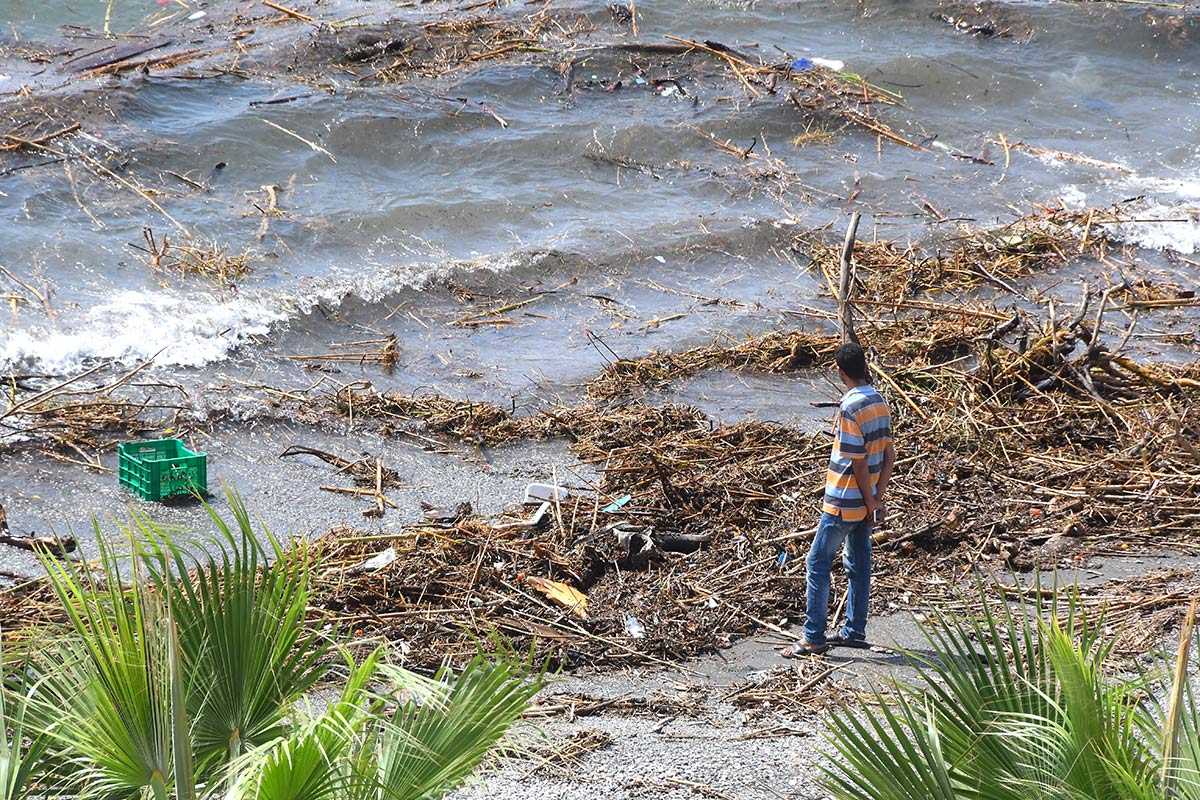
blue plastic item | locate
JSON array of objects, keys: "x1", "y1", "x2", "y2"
[{"x1": 602, "y1": 494, "x2": 633, "y2": 513}]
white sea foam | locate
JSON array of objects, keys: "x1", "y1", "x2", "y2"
[
  {"x1": 1056, "y1": 185, "x2": 1089, "y2": 210},
  {"x1": 0, "y1": 289, "x2": 294, "y2": 372},
  {"x1": 1109, "y1": 204, "x2": 1200, "y2": 254},
  {"x1": 1104, "y1": 177, "x2": 1200, "y2": 255},
  {"x1": 0, "y1": 250, "x2": 544, "y2": 373},
  {"x1": 1057, "y1": 176, "x2": 1200, "y2": 255}
]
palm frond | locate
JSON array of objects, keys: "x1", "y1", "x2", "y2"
[
  {"x1": 990, "y1": 615, "x2": 1156, "y2": 800},
  {"x1": 229, "y1": 726, "x2": 347, "y2": 800},
  {"x1": 0, "y1": 646, "x2": 52, "y2": 800},
  {"x1": 34, "y1": 524, "x2": 187, "y2": 799},
  {"x1": 20, "y1": 497, "x2": 539, "y2": 800},
  {"x1": 357, "y1": 650, "x2": 544, "y2": 800},
  {"x1": 821, "y1": 689, "x2": 960, "y2": 800},
  {"x1": 141, "y1": 491, "x2": 331, "y2": 773},
  {"x1": 228, "y1": 648, "x2": 382, "y2": 800},
  {"x1": 820, "y1": 576, "x2": 1191, "y2": 800},
  {"x1": 1140, "y1": 602, "x2": 1200, "y2": 800}
]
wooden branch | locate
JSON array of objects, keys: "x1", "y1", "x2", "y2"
[
  {"x1": 262, "y1": 0, "x2": 315, "y2": 22},
  {"x1": 0, "y1": 531, "x2": 77, "y2": 553},
  {"x1": 319, "y1": 485, "x2": 399, "y2": 508},
  {"x1": 995, "y1": 140, "x2": 1132, "y2": 174},
  {"x1": 838, "y1": 211, "x2": 861, "y2": 346},
  {"x1": 79, "y1": 47, "x2": 205, "y2": 78},
  {"x1": 71, "y1": 39, "x2": 171, "y2": 72},
  {"x1": 0, "y1": 123, "x2": 80, "y2": 153}
]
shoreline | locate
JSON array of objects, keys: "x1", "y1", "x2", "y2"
[{"x1": 450, "y1": 553, "x2": 1200, "y2": 800}]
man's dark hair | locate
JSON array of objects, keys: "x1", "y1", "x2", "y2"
[{"x1": 834, "y1": 342, "x2": 869, "y2": 382}]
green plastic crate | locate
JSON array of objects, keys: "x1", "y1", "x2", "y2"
[{"x1": 118, "y1": 439, "x2": 207, "y2": 501}]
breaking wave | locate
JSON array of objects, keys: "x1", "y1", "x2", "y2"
[
  {"x1": 1107, "y1": 178, "x2": 1200, "y2": 255},
  {"x1": 0, "y1": 250, "x2": 547, "y2": 374},
  {"x1": 1060, "y1": 175, "x2": 1200, "y2": 255}
]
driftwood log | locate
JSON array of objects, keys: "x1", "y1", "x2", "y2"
[{"x1": 0, "y1": 502, "x2": 76, "y2": 553}]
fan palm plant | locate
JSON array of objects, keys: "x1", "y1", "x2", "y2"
[
  {"x1": 821, "y1": 583, "x2": 1199, "y2": 800},
  {"x1": 32, "y1": 520, "x2": 193, "y2": 800},
  {"x1": 0, "y1": 649, "x2": 49, "y2": 800},
  {"x1": 143, "y1": 500, "x2": 330, "y2": 772},
  {"x1": 16, "y1": 492, "x2": 540, "y2": 800}
]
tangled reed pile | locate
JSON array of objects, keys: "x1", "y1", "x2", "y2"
[
  {"x1": 277, "y1": 5, "x2": 911, "y2": 149},
  {"x1": 0, "y1": 361, "x2": 184, "y2": 469},
  {"x1": 798, "y1": 204, "x2": 1140, "y2": 305},
  {"x1": 135, "y1": 228, "x2": 257, "y2": 288},
  {"x1": 4, "y1": 206, "x2": 1196, "y2": 672},
  {"x1": 302, "y1": 248, "x2": 1200, "y2": 667}
]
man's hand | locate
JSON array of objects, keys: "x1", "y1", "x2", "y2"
[{"x1": 869, "y1": 501, "x2": 888, "y2": 527}]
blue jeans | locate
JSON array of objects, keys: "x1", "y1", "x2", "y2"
[{"x1": 804, "y1": 511, "x2": 872, "y2": 645}]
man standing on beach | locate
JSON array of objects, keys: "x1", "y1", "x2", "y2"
[{"x1": 784, "y1": 342, "x2": 894, "y2": 657}]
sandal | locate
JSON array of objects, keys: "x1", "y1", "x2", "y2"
[
  {"x1": 781, "y1": 639, "x2": 829, "y2": 657},
  {"x1": 827, "y1": 634, "x2": 870, "y2": 649}
]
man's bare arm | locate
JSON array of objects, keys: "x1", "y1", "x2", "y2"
[
  {"x1": 850, "y1": 456, "x2": 881, "y2": 514},
  {"x1": 875, "y1": 442, "x2": 895, "y2": 501}
]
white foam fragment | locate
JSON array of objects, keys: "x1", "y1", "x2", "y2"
[
  {"x1": 1056, "y1": 185, "x2": 1089, "y2": 210},
  {"x1": 1051, "y1": 177, "x2": 1200, "y2": 254},
  {"x1": 1106, "y1": 177, "x2": 1200, "y2": 254},
  {"x1": 1108, "y1": 203, "x2": 1200, "y2": 254}
]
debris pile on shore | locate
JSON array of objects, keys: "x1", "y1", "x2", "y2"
[
  {"x1": 3, "y1": 206, "x2": 1198, "y2": 671},
  {"x1": 799, "y1": 203, "x2": 1144, "y2": 304},
  {"x1": 294, "y1": 264, "x2": 1200, "y2": 667},
  {"x1": 305, "y1": 394, "x2": 822, "y2": 669},
  {"x1": 0, "y1": 360, "x2": 184, "y2": 470}
]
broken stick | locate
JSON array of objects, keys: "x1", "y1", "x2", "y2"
[
  {"x1": 837, "y1": 211, "x2": 862, "y2": 347},
  {"x1": 261, "y1": 0, "x2": 315, "y2": 22}
]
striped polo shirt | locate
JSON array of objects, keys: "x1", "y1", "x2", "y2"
[{"x1": 823, "y1": 385, "x2": 893, "y2": 522}]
